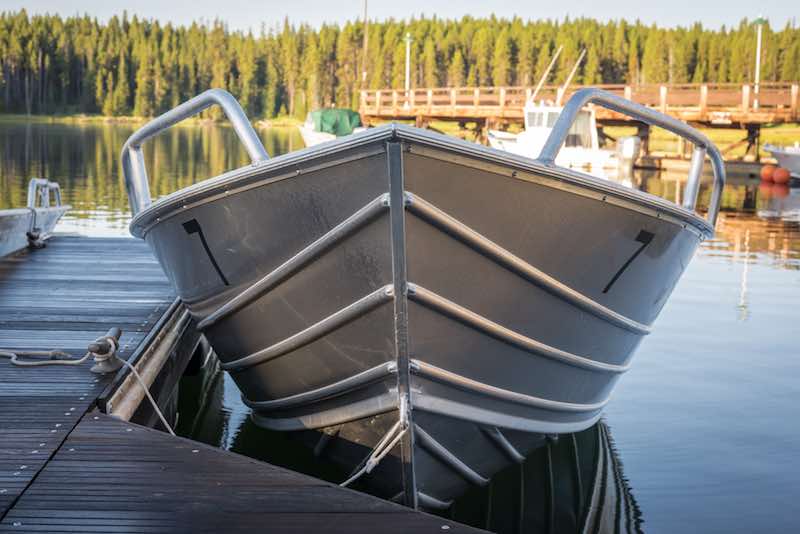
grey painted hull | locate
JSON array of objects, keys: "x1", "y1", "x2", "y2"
[{"x1": 131, "y1": 125, "x2": 711, "y2": 506}]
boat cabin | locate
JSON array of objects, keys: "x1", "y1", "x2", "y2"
[{"x1": 523, "y1": 103, "x2": 600, "y2": 150}]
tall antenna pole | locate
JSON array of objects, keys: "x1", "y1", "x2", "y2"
[
  {"x1": 404, "y1": 32, "x2": 413, "y2": 93},
  {"x1": 530, "y1": 45, "x2": 563, "y2": 103},
  {"x1": 754, "y1": 15, "x2": 766, "y2": 111},
  {"x1": 361, "y1": 0, "x2": 369, "y2": 86}
]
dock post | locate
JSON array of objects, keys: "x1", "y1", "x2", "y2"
[
  {"x1": 741, "y1": 85, "x2": 750, "y2": 115},
  {"x1": 791, "y1": 84, "x2": 799, "y2": 121},
  {"x1": 659, "y1": 85, "x2": 668, "y2": 113},
  {"x1": 699, "y1": 85, "x2": 708, "y2": 120},
  {"x1": 637, "y1": 123, "x2": 651, "y2": 156}
]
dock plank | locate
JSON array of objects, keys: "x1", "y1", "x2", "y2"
[
  {"x1": 0, "y1": 236, "x2": 174, "y2": 520},
  {"x1": 1, "y1": 415, "x2": 478, "y2": 533}
]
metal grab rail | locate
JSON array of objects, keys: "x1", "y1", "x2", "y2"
[
  {"x1": 121, "y1": 88, "x2": 269, "y2": 216},
  {"x1": 537, "y1": 88, "x2": 726, "y2": 227},
  {"x1": 27, "y1": 178, "x2": 62, "y2": 209}
]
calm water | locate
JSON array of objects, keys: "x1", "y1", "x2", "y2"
[{"x1": 1, "y1": 120, "x2": 798, "y2": 532}]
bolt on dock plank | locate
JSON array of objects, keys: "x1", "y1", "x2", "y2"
[{"x1": 0, "y1": 235, "x2": 481, "y2": 532}]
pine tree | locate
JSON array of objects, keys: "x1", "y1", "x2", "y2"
[
  {"x1": 472, "y1": 27, "x2": 492, "y2": 85},
  {"x1": 492, "y1": 28, "x2": 512, "y2": 86},
  {"x1": 448, "y1": 47, "x2": 465, "y2": 86},
  {"x1": 422, "y1": 37, "x2": 437, "y2": 87},
  {"x1": 111, "y1": 51, "x2": 130, "y2": 115},
  {"x1": 642, "y1": 29, "x2": 668, "y2": 83}
]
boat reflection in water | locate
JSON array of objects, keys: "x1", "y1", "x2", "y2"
[{"x1": 177, "y1": 361, "x2": 642, "y2": 534}]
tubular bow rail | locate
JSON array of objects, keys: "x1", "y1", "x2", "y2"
[
  {"x1": 537, "y1": 88, "x2": 726, "y2": 227},
  {"x1": 27, "y1": 178, "x2": 63, "y2": 209},
  {"x1": 121, "y1": 88, "x2": 269, "y2": 215}
]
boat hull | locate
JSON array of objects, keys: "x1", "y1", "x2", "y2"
[
  {"x1": 487, "y1": 129, "x2": 619, "y2": 170},
  {"x1": 132, "y1": 125, "x2": 709, "y2": 506},
  {"x1": 766, "y1": 145, "x2": 800, "y2": 177},
  {"x1": 0, "y1": 206, "x2": 69, "y2": 258},
  {"x1": 298, "y1": 125, "x2": 337, "y2": 147}
]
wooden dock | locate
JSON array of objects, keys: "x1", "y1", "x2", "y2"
[
  {"x1": 0, "y1": 235, "x2": 480, "y2": 533},
  {"x1": 360, "y1": 82, "x2": 800, "y2": 127}
]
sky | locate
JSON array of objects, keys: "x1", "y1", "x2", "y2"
[{"x1": 1, "y1": 0, "x2": 796, "y2": 31}]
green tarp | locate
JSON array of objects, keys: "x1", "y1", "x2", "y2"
[{"x1": 310, "y1": 109, "x2": 362, "y2": 137}]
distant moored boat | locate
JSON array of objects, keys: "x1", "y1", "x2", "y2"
[
  {"x1": 298, "y1": 108, "x2": 366, "y2": 147},
  {"x1": 764, "y1": 143, "x2": 800, "y2": 178},
  {"x1": 121, "y1": 87, "x2": 724, "y2": 508}
]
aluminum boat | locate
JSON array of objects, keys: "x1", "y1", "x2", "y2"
[
  {"x1": 0, "y1": 178, "x2": 69, "y2": 258},
  {"x1": 122, "y1": 88, "x2": 724, "y2": 508}
]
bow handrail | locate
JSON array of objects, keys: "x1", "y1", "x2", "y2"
[
  {"x1": 121, "y1": 88, "x2": 269, "y2": 216},
  {"x1": 537, "y1": 88, "x2": 726, "y2": 228}
]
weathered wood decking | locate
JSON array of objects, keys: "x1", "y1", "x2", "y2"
[
  {"x1": 1, "y1": 414, "x2": 476, "y2": 533},
  {"x1": 0, "y1": 236, "x2": 479, "y2": 533},
  {"x1": 0, "y1": 236, "x2": 174, "y2": 518}
]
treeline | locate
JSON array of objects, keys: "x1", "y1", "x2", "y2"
[{"x1": 1, "y1": 9, "x2": 799, "y2": 118}]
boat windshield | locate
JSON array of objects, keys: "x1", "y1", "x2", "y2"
[
  {"x1": 565, "y1": 111, "x2": 592, "y2": 148},
  {"x1": 526, "y1": 109, "x2": 593, "y2": 148},
  {"x1": 526, "y1": 111, "x2": 560, "y2": 128}
]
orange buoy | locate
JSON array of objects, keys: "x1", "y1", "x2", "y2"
[
  {"x1": 760, "y1": 164, "x2": 776, "y2": 181},
  {"x1": 773, "y1": 167, "x2": 791, "y2": 184}
]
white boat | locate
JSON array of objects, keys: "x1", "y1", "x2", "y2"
[
  {"x1": 765, "y1": 143, "x2": 800, "y2": 178},
  {"x1": 488, "y1": 102, "x2": 637, "y2": 171},
  {"x1": 299, "y1": 109, "x2": 366, "y2": 148}
]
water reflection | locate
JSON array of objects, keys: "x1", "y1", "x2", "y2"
[
  {"x1": 176, "y1": 360, "x2": 642, "y2": 534},
  {"x1": 0, "y1": 121, "x2": 302, "y2": 235}
]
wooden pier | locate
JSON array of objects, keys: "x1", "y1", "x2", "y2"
[
  {"x1": 0, "y1": 235, "x2": 479, "y2": 533},
  {"x1": 360, "y1": 82, "x2": 800, "y2": 127}
]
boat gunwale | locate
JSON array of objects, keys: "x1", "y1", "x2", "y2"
[{"x1": 128, "y1": 124, "x2": 714, "y2": 239}]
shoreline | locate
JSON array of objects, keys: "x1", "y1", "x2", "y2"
[{"x1": 0, "y1": 113, "x2": 303, "y2": 128}]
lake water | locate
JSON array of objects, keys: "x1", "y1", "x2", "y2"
[{"x1": 1, "y1": 120, "x2": 798, "y2": 533}]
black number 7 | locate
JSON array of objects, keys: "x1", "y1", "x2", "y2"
[
  {"x1": 183, "y1": 219, "x2": 230, "y2": 286},
  {"x1": 602, "y1": 230, "x2": 655, "y2": 294}
]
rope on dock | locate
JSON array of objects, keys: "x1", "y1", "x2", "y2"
[
  {"x1": 0, "y1": 329, "x2": 176, "y2": 436},
  {"x1": 0, "y1": 348, "x2": 92, "y2": 367}
]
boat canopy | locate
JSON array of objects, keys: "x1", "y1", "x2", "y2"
[{"x1": 310, "y1": 109, "x2": 362, "y2": 136}]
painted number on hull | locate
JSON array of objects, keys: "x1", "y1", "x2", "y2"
[
  {"x1": 182, "y1": 219, "x2": 230, "y2": 286},
  {"x1": 602, "y1": 230, "x2": 655, "y2": 293}
]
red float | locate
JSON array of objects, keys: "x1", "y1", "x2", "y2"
[{"x1": 773, "y1": 167, "x2": 791, "y2": 184}]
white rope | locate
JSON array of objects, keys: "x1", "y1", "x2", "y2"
[
  {"x1": 0, "y1": 332, "x2": 175, "y2": 436},
  {"x1": 340, "y1": 420, "x2": 407, "y2": 487},
  {"x1": 0, "y1": 349, "x2": 92, "y2": 367},
  {"x1": 118, "y1": 358, "x2": 175, "y2": 436}
]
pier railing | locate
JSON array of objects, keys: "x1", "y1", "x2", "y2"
[{"x1": 360, "y1": 82, "x2": 800, "y2": 125}]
